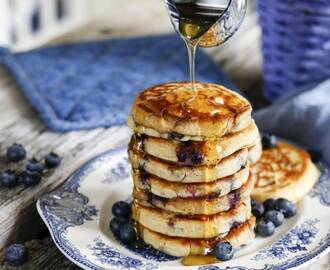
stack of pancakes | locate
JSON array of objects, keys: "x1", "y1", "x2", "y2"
[{"x1": 127, "y1": 82, "x2": 262, "y2": 257}]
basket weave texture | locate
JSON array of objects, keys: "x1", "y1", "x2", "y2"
[{"x1": 257, "y1": 0, "x2": 330, "y2": 101}]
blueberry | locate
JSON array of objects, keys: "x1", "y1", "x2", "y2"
[
  {"x1": 21, "y1": 170, "x2": 42, "y2": 187},
  {"x1": 6, "y1": 144, "x2": 26, "y2": 162},
  {"x1": 264, "y1": 210, "x2": 284, "y2": 227},
  {"x1": 256, "y1": 218, "x2": 275, "y2": 237},
  {"x1": 112, "y1": 201, "x2": 131, "y2": 218},
  {"x1": 26, "y1": 158, "x2": 45, "y2": 173},
  {"x1": 308, "y1": 149, "x2": 322, "y2": 163},
  {"x1": 275, "y1": 198, "x2": 297, "y2": 218},
  {"x1": 263, "y1": 198, "x2": 276, "y2": 211},
  {"x1": 5, "y1": 244, "x2": 28, "y2": 266},
  {"x1": 262, "y1": 134, "x2": 277, "y2": 149},
  {"x1": 0, "y1": 170, "x2": 19, "y2": 188},
  {"x1": 119, "y1": 224, "x2": 137, "y2": 245},
  {"x1": 214, "y1": 241, "x2": 234, "y2": 261},
  {"x1": 45, "y1": 152, "x2": 61, "y2": 168},
  {"x1": 177, "y1": 151, "x2": 188, "y2": 163},
  {"x1": 190, "y1": 151, "x2": 204, "y2": 165},
  {"x1": 110, "y1": 217, "x2": 128, "y2": 236},
  {"x1": 252, "y1": 201, "x2": 265, "y2": 218}
]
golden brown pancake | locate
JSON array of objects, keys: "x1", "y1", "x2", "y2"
[
  {"x1": 137, "y1": 216, "x2": 256, "y2": 257},
  {"x1": 128, "y1": 82, "x2": 252, "y2": 140},
  {"x1": 130, "y1": 121, "x2": 260, "y2": 165},
  {"x1": 251, "y1": 142, "x2": 320, "y2": 203},
  {"x1": 128, "y1": 147, "x2": 248, "y2": 183},
  {"x1": 132, "y1": 199, "x2": 251, "y2": 238},
  {"x1": 132, "y1": 164, "x2": 249, "y2": 199},
  {"x1": 134, "y1": 173, "x2": 254, "y2": 215}
]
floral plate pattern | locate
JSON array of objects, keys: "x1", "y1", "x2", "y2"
[{"x1": 37, "y1": 147, "x2": 330, "y2": 270}]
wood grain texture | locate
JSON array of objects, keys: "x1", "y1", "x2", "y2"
[{"x1": 0, "y1": 238, "x2": 80, "y2": 270}]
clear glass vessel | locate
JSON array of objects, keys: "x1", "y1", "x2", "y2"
[{"x1": 165, "y1": 0, "x2": 247, "y2": 88}]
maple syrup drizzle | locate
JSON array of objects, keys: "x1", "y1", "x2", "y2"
[
  {"x1": 182, "y1": 255, "x2": 219, "y2": 266},
  {"x1": 137, "y1": 83, "x2": 249, "y2": 123}
]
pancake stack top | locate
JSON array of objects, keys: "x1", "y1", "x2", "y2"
[{"x1": 128, "y1": 82, "x2": 262, "y2": 257}]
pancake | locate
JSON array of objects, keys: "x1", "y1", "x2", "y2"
[
  {"x1": 130, "y1": 121, "x2": 260, "y2": 165},
  {"x1": 251, "y1": 142, "x2": 320, "y2": 203},
  {"x1": 128, "y1": 147, "x2": 248, "y2": 183},
  {"x1": 137, "y1": 216, "x2": 256, "y2": 257},
  {"x1": 132, "y1": 199, "x2": 251, "y2": 238},
  {"x1": 132, "y1": 164, "x2": 250, "y2": 199},
  {"x1": 134, "y1": 173, "x2": 254, "y2": 215},
  {"x1": 128, "y1": 82, "x2": 252, "y2": 141},
  {"x1": 248, "y1": 140, "x2": 262, "y2": 165}
]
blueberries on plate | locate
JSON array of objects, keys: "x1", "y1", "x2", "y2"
[
  {"x1": 45, "y1": 152, "x2": 61, "y2": 168},
  {"x1": 262, "y1": 134, "x2": 277, "y2": 149},
  {"x1": 214, "y1": 241, "x2": 234, "y2": 261},
  {"x1": 26, "y1": 158, "x2": 45, "y2": 173},
  {"x1": 0, "y1": 170, "x2": 19, "y2": 188},
  {"x1": 252, "y1": 201, "x2": 265, "y2": 219},
  {"x1": 256, "y1": 218, "x2": 276, "y2": 237},
  {"x1": 21, "y1": 170, "x2": 42, "y2": 187},
  {"x1": 263, "y1": 198, "x2": 276, "y2": 211},
  {"x1": 112, "y1": 201, "x2": 131, "y2": 218},
  {"x1": 119, "y1": 224, "x2": 137, "y2": 245},
  {"x1": 110, "y1": 217, "x2": 128, "y2": 236},
  {"x1": 5, "y1": 243, "x2": 29, "y2": 266},
  {"x1": 264, "y1": 210, "x2": 284, "y2": 227},
  {"x1": 6, "y1": 144, "x2": 26, "y2": 162},
  {"x1": 275, "y1": 198, "x2": 297, "y2": 218},
  {"x1": 254, "y1": 198, "x2": 297, "y2": 237}
]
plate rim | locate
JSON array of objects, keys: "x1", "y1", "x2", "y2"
[{"x1": 37, "y1": 146, "x2": 330, "y2": 270}]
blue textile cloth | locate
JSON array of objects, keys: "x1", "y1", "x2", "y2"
[
  {"x1": 254, "y1": 80, "x2": 330, "y2": 163},
  {"x1": 0, "y1": 35, "x2": 237, "y2": 132}
]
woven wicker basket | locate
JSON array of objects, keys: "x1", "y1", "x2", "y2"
[{"x1": 257, "y1": 0, "x2": 330, "y2": 101}]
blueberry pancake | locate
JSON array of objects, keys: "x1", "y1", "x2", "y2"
[
  {"x1": 132, "y1": 199, "x2": 251, "y2": 238},
  {"x1": 130, "y1": 120, "x2": 260, "y2": 166},
  {"x1": 128, "y1": 82, "x2": 252, "y2": 140},
  {"x1": 128, "y1": 147, "x2": 248, "y2": 183},
  {"x1": 137, "y1": 216, "x2": 256, "y2": 257},
  {"x1": 132, "y1": 164, "x2": 249, "y2": 199},
  {"x1": 251, "y1": 142, "x2": 320, "y2": 203},
  {"x1": 248, "y1": 139, "x2": 262, "y2": 164},
  {"x1": 133, "y1": 173, "x2": 254, "y2": 215}
]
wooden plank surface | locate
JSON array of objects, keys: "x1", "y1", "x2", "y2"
[
  {"x1": 0, "y1": 238, "x2": 80, "y2": 270},
  {"x1": 0, "y1": 0, "x2": 328, "y2": 269}
]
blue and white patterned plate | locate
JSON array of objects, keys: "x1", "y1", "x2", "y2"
[{"x1": 37, "y1": 147, "x2": 330, "y2": 270}]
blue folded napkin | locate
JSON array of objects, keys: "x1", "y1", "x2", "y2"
[
  {"x1": 0, "y1": 35, "x2": 236, "y2": 132},
  {"x1": 254, "y1": 80, "x2": 330, "y2": 163}
]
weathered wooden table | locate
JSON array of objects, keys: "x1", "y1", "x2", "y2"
[{"x1": 0, "y1": 1, "x2": 328, "y2": 269}]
